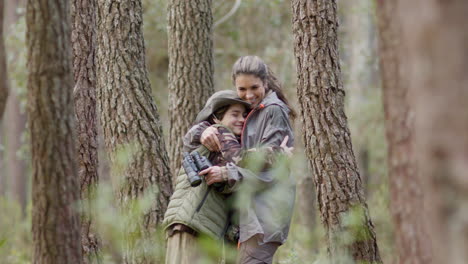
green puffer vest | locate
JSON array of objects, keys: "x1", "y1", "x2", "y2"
[{"x1": 162, "y1": 145, "x2": 231, "y2": 240}]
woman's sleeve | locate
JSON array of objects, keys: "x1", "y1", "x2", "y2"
[
  {"x1": 239, "y1": 105, "x2": 294, "y2": 168},
  {"x1": 260, "y1": 105, "x2": 294, "y2": 149},
  {"x1": 182, "y1": 121, "x2": 211, "y2": 152}
]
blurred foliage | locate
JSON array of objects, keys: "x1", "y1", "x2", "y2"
[
  {"x1": 5, "y1": 11, "x2": 27, "y2": 112},
  {"x1": 1, "y1": 0, "x2": 394, "y2": 263},
  {"x1": 85, "y1": 183, "x2": 166, "y2": 263},
  {"x1": 0, "y1": 197, "x2": 32, "y2": 264}
]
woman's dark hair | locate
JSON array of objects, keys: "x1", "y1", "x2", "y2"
[{"x1": 231, "y1": 56, "x2": 297, "y2": 120}]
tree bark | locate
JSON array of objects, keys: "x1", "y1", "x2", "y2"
[
  {"x1": 376, "y1": 1, "x2": 433, "y2": 263},
  {"x1": 26, "y1": 0, "x2": 82, "y2": 263},
  {"x1": 0, "y1": 0, "x2": 8, "y2": 120},
  {"x1": 96, "y1": 0, "x2": 173, "y2": 262},
  {"x1": 399, "y1": 1, "x2": 468, "y2": 263},
  {"x1": 291, "y1": 0, "x2": 381, "y2": 262},
  {"x1": 71, "y1": 0, "x2": 100, "y2": 262},
  {"x1": 167, "y1": 0, "x2": 215, "y2": 179}
]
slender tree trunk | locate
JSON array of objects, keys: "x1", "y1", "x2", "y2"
[
  {"x1": 1, "y1": 0, "x2": 24, "y2": 199},
  {"x1": 0, "y1": 0, "x2": 6, "y2": 196},
  {"x1": 0, "y1": 0, "x2": 8, "y2": 119},
  {"x1": 339, "y1": 0, "x2": 378, "y2": 195},
  {"x1": 167, "y1": 0, "x2": 215, "y2": 179},
  {"x1": 291, "y1": 1, "x2": 381, "y2": 262},
  {"x1": 376, "y1": 1, "x2": 433, "y2": 263},
  {"x1": 398, "y1": 1, "x2": 468, "y2": 263},
  {"x1": 96, "y1": 0, "x2": 173, "y2": 262},
  {"x1": 71, "y1": 0, "x2": 100, "y2": 262},
  {"x1": 26, "y1": 0, "x2": 82, "y2": 263},
  {"x1": 0, "y1": 123, "x2": 4, "y2": 196},
  {"x1": 6, "y1": 94, "x2": 27, "y2": 212}
]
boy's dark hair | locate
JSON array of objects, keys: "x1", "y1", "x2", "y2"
[{"x1": 207, "y1": 105, "x2": 230, "y2": 124}]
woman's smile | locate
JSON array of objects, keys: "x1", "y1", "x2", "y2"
[{"x1": 235, "y1": 74, "x2": 266, "y2": 107}]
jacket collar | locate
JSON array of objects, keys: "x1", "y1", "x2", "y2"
[{"x1": 258, "y1": 91, "x2": 289, "y2": 113}]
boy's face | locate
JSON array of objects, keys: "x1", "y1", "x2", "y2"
[{"x1": 219, "y1": 104, "x2": 247, "y2": 136}]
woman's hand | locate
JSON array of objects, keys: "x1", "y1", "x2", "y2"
[
  {"x1": 199, "y1": 166, "x2": 225, "y2": 185},
  {"x1": 201, "y1": 126, "x2": 221, "y2": 152},
  {"x1": 280, "y1": 136, "x2": 294, "y2": 157}
]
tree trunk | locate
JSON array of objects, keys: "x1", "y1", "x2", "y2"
[
  {"x1": 96, "y1": 0, "x2": 173, "y2": 262},
  {"x1": 297, "y1": 172, "x2": 316, "y2": 231},
  {"x1": 1, "y1": 0, "x2": 24, "y2": 199},
  {"x1": 167, "y1": 0, "x2": 215, "y2": 179},
  {"x1": 0, "y1": 123, "x2": 4, "y2": 196},
  {"x1": 338, "y1": 0, "x2": 379, "y2": 195},
  {"x1": 291, "y1": 1, "x2": 382, "y2": 262},
  {"x1": 0, "y1": 0, "x2": 7, "y2": 196},
  {"x1": 0, "y1": 0, "x2": 8, "y2": 119},
  {"x1": 26, "y1": 0, "x2": 82, "y2": 263},
  {"x1": 5, "y1": 94, "x2": 27, "y2": 212},
  {"x1": 71, "y1": 0, "x2": 100, "y2": 262},
  {"x1": 399, "y1": 1, "x2": 468, "y2": 263},
  {"x1": 376, "y1": 1, "x2": 433, "y2": 263}
]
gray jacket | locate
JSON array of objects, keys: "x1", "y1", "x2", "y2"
[{"x1": 237, "y1": 91, "x2": 296, "y2": 245}]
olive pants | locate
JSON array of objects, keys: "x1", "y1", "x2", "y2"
[
  {"x1": 165, "y1": 230, "x2": 200, "y2": 264},
  {"x1": 165, "y1": 225, "x2": 231, "y2": 264}
]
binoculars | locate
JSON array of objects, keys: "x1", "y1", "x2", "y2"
[{"x1": 182, "y1": 151, "x2": 213, "y2": 187}]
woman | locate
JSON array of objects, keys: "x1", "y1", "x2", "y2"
[
  {"x1": 163, "y1": 90, "x2": 250, "y2": 264},
  {"x1": 201, "y1": 56, "x2": 296, "y2": 264}
]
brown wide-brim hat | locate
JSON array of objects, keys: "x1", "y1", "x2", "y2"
[{"x1": 195, "y1": 90, "x2": 251, "y2": 123}]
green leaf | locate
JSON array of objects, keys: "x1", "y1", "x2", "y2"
[{"x1": 0, "y1": 238, "x2": 7, "y2": 248}]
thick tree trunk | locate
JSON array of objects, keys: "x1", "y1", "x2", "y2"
[
  {"x1": 376, "y1": 1, "x2": 433, "y2": 263},
  {"x1": 0, "y1": 0, "x2": 8, "y2": 119},
  {"x1": 167, "y1": 0, "x2": 214, "y2": 179},
  {"x1": 71, "y1": 0, "x2": 100, "y2": 262},
  {"x1": 399, "y1": 1, "x2": 468, "y2": 263},
  {"x1": 96, "y1": 0, "x2": 173, "y2": 262},
  {"x1": 26, "y1": 0, "x2": 82, "y2": 263},
  {"x1": 291, "y1": 1, "x2": 381, "y2": 262}
]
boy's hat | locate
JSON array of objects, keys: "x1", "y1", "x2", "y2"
[{"x1": 195, "y1": 90, "x2": 251, "y2": 123}]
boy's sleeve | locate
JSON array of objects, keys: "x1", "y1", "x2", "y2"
[
  {"x1": 183, "y1": 121, "x2": 211, "y2": 152},
  {"x1": 216, "y1": 127, "x2": 244, "y2": 164}
]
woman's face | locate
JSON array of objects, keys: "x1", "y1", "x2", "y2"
[
  {"x1": 235, "y1": 74, "x2": 266, "y2": 107},
  {"x1": 217, "y1": 104, "x2": 247, "y2": 136}
]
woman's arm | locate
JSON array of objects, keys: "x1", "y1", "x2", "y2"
[
  {"x1": 201, "y1": 126, "x2": 221, "y2": 152},
  {"x1": 260, "y1": 105, "x2": 294, "y2": 148},
  {"x1": 182, "y1": 121, "x2": 211, "y2": 152}
]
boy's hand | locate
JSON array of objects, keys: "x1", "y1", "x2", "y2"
[
  {"x1": 201, "y1": 126, "x2": 221, "y2": 152},
  {"x1": 199, "y1": 166, "x2": 224, "y2": 185}
]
